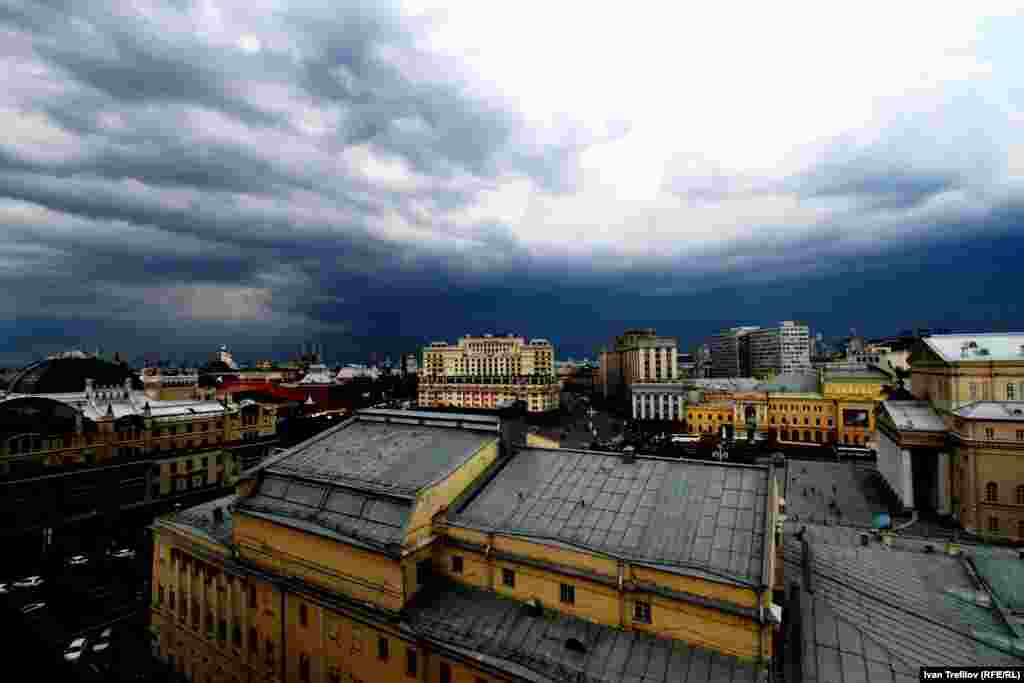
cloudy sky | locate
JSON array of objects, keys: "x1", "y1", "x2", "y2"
[{"x1": 2, "y1": 1, "x2": 1023, "y2": 365}]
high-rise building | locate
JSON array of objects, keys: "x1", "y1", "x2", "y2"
[
  {"x1": 709, "y1": 327, "x2": 760, "y2": 378},
  {"x1": 418, "y1": 334, "x2": 558, "y2": 412},
  {"x1": 596, "y1": 329, "x2": 679, "y2": 404},
  {"x1": 747, "y1": 321, "x2": 812, "y2": 378}
]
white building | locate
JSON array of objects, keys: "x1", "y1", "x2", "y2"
[
  {"x1": 747, "y1": 321, "x2": 811, "y2": 377},
  {"x1": 630, "y1": 382, "x2": 687, "y2": 422}
]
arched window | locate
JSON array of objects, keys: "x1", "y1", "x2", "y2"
[{"x1": 986, "y1": 482, "x2": 998, "y2": 503}]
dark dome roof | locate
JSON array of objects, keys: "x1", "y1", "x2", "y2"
[{"x1": 8, "y1": 357, "x2": 143, "y2": 395}]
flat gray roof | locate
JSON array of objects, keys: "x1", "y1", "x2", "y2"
[
  {"x1": 234, "y1": 416, "x2": 499, "y2": 551},
  {"x1": 267, "y1": 419, "x2": 498, "y2": 497},
  {"x1": 451, "y1": 449, "x2": 770, "y2": 585},
  {"x1": 407, "y1": 579, "x2": 761, "y2": 683}
]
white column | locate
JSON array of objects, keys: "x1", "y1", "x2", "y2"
[
  {"x1": 901, "y1": 449, "x2": 914, "y2": 510},
  {"x1": 640, "y1": 393, "x2": 646, "y2": 420},
  {"x1": 936, "y1": 452, "x2": 950, "y2": 515},
  {"x1": 671, "y1": 348, "x2": 678, "y2": 379}
]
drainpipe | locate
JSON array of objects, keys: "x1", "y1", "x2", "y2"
[{"x1": 280, "y1": 588, "x2": 286, "y2": 683}]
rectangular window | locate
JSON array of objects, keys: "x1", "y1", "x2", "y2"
[
  {"x1": 985, "y1": 428, "x2": 995, "y2": 439},
  {"x1": 1017, "y1": 430, "x2": 1024, "y2": 441},
  {"x1": 634, "y1": 600, "x2": 652, "y2": 624},
  {"x1": 451, "y1": 555, "x2": 463, "y2": 574},
  {"x1": 406, "y1": 649, "x2": 418, "y2": 677},
  {"x1": 378, "y1": 637, "x2": 389, "y2": 661},
  {"x1": 502, "y1": 568, "x2": 515, "y2": 588},
  {"x1": 299, "y1": 603, "x2": 308, "y2": 627},
  {"x1": 560, "y1": 583, "x2": 575, "y2": 605},
  {"x1": 201, "y1": 457, "x2": 208, "y2": 468},
  {"x1": 969, "y1": 382, "x2": 978, "y2": 401},
  {"x1": 1009, "y1": 383, "x2": 1016, "y2": 401},
  {"x1": 249, "y1": 585, "x2": 257, "y2": 609},
  {"x1": 170, "y1": 462, "x2": 177, "y2": 474},
  {"x1": 201, "y1": 422, "x2": 208, "y2": 431},
  {"x1": 218, "y1": 619, "x2": 227, "y2": 642},
  {"x1": 440, "y1": 662, "x2": 452, "y2": 683},
  {"x1": 988, "y1": 516, "x2": 1000, "y2": 533}
]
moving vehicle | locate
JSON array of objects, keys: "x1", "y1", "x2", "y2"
[
  {"x1": 64, "y1": 637, "x2": 88, "y2": 662},
  {"x1": 92, "y1": 627, "x2": 113, "y2": 653},
  {"x1": 13, "y1": 575, "x2": 44, "y2": 589},
  {"x1": 109, "y1": 548, "x2": 136, "y2": 560},
  {"x1": 68, "y1": 554, "x2": 89, "y2": 566},
  {"x1": 21, "y1": 602, "x2": 46, "y2": 615}
]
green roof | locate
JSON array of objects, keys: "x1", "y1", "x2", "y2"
[{"x1": 973, "y1": 555, "x2": 1024, "y2": 612}]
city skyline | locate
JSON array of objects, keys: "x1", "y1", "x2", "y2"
[{"x1": 2, "y1": 3, "x2": 1024, "y2": 366}]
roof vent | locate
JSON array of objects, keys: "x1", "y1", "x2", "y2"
[{"x1": 565, "y1": 638, "x2": 587, "y2": 654}]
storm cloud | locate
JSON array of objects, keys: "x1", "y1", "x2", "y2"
[{"x1": 1, "y1": 1, "x2": 1023, "y2": 365}]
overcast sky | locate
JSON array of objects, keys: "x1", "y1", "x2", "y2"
[{"x1": 2, "y1": 1, "x2": 1023, "y2": 365}]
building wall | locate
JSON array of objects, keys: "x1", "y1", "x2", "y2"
[
  {"x1": 405, "y1": 440, "x2": 500, "y2": 547},
  {"x1": 631, "y1": 384, "x2": 686, "y2": 422},
  {"x1": 438, "y1": 527, "x2": 767, "y2": 660},
  {"x1": 233, "y1": 514, "x2": 406, "y2": 611}
]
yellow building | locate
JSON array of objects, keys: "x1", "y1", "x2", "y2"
[
  {"x1": 419, "y1": 334, "x2": 559, "y2": 413},
  {"x1": 151, "y1": 409, "x2": 782, "y2": 683},
  {"x1": 876, "y1": 333, "x2": 1024, "y2": 540},
  {"x1": 1, "y1": 359, "x2": 278, "y2": 494},
  {"x1": 143, "y1": 367, "x2": 203, "y2": 401},
  {"x1": 687, "y1": 402, "x2": 736, "y2": 435}
]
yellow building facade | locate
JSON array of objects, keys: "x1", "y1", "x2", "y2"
[
  {"x1": 873, "y1": 334, "x2": 1024, "y2": 540},
  {"x1": 152, "y1": 410, "x2": 781, "y2": 683},
  {"x1": 419, "y1": 335, "x2": 559, "y2": 413}
]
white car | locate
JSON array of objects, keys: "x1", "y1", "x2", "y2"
[
  {"x1": 64, "y1": 637, "x2": 88, "y2": 662},
  {"x1": 21, "y1": 602, "x2": 46, "y2": 615},
  {"x1": 0, "y1": 583, "x2": 8, "y2": 594},
  {"x1": 109, "y1": 548, "x2": 136, "y2": 560},
  {"x1": 68, "y1": 554, "x2": 89, "y2": 566},
  {"x1": 13, "y1": 575, "x2": 44, "y2": 589},
  {"x1": 92, "y1": 628, "x2": 113, "y2": 653}
]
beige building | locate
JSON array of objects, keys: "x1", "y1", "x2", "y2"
[
  {"x1": 876, "y1": 333, "x2": 1024, "y2": 540},
  {"x1": 151, "y1": 408, "x2": 782, "y2": 683},
  {"x1": 418, "y1": 334, "x2": 559, "y2": 413},
  {"x1": 143, "y1": 367, "x2": 202, "y2": 401},
  {"x1": 597, "y1": 329, "x2": 679, "y2": 405}
]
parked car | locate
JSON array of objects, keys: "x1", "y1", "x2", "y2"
[
  {"x1": 64, "y1": 637, "x2": 88, "y2": 662},
  {"x1": 109, "y1": 548, "x2": 136, "y2": 560},
  {"x1": 68, "y1": 554, "x2": 90, "y2": 566},
  {"x1": 21, "y1": 602, "x2": 46, "y2": 615},
  {"x1": 13, "y1": 575, "x2": 44, "y2": 589},
  {"x1": 0, "y1": 583, "x2": 9, "y2": 594}
]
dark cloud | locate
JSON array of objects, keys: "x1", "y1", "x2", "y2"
[{"x1": 1, "y1": 1, "x2": 1022, "y2": 367}]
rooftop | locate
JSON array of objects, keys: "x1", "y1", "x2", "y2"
[
  {"x1": 821, "y1": 365, "x2": 891, "y2": 381},
  {"x1": 923, "y1": 333, "x2": 1024, "y2": 363},
  {"x1": 953, "y1": 402, "x2": 1024, "y2": 421},
  {"x1": 254, "y1": 411, "x2": 499, "y2": 497},
  {"x1": 881, "y1": 401, "x2": 948, "y2": 432},
  {"x1": 165, "y1": 494, "x2": 236, "y2": 546},
  {"x1": 406, "y1": 580, "x2": 763, "y2": 683},
  {"x1": 233, "y1": 411, "x2": 501, "y2": 551},
  {"x1": 450, "y1": 449, "x2": 771, "y2": 586},
  {"x1": 784, "y1": 533, "x2": 1024, "y2": 679}
]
